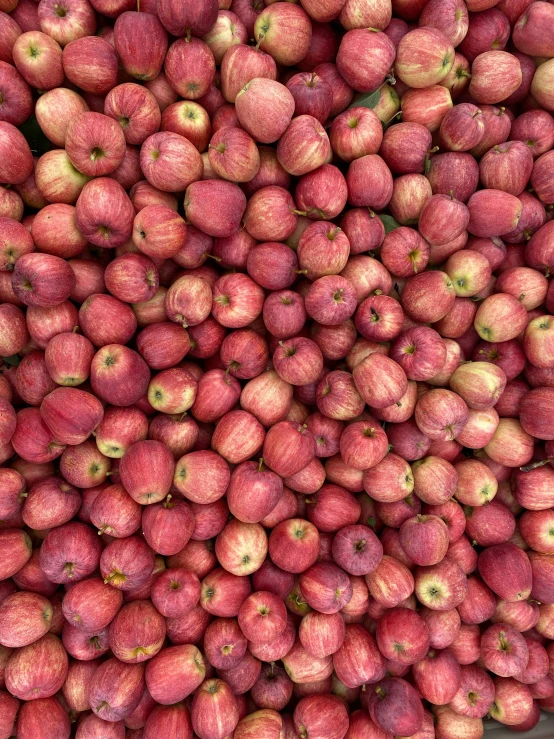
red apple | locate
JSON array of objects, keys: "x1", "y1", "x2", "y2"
[{"x1": 254, "y1": 3, "x2": 312, "y2": 66}]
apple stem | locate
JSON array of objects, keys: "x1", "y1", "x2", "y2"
[
  {"x1": 520, "y1": 458, "x2": 554, "y2": 472},
  {"x1": 258, "y1": 458, "x2": 264, "y2": 472},
  {"x1": 137, "y1": 0, "x2": 140, "y2": 10},
  {"x1": 206, "y1": 254, "x2": 222, "y2": 262},
  {"x1": 291, "y1": 209, "x2": 307, "y2": 216}
]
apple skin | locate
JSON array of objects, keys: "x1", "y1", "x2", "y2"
[
  {"x1": 191, "y1": 679, "x2": 239, "y2": 739},
  {"x1": 185, "y1": 180, "x2": 247, "y2": 238},
  {"x1": 11, "y1": 252, "x2": 76, "y2": 309},
  {"x1": 337, "y1": 29, "x2": 396, "y2": 93},
  {"x1": 235, "y1": 78, "x2": 295, "y2": 145},
  {"x1": 469, "y1": 50, "x2": 522, "y2": 105},
  {"x1": 298, "y1": 610, "x2": 345, "y2": 660},
  {"x1": 293, "y1": 695, "x2": 348, "y2": 739},
  {"x1": 489, "y1": 676, "x2": 534, "y2": 726},
  {"x1": 268, "y1": 518, "x2": 320, "y2": 575},
  {"x1": 399, "y1": 515, "x2": 450, "y2": 566},
  {"x1": 16, "y1": 697, "x2": 71, "y2": 739},
  {"x1": 330, "y1": 106, "x2": 383, "y2": 164},
  {"x1": 39, "y1": 521, "x2": 102, "y2": 585},
  {"x1": 90, "y1": 344, "x2": 150, "y2": 408},
  {"x1": 480, "y1": 622, "x2": 529, "y2": 678},
  {"x1": 253, "y1": 3, "x2": 312, "y2": 66},
  {"x1": 0, "y1": 13, "x2": 22, "y2": 64},
  {"x1": 221, "y1": 44, "x2": 277, "y2": 103},
  {"x1": 227, "y1": 460, "x2": 283, "y2": 524},
  {"x1": 0, "y1": 60, "x2": 33, "y2": 127},
  {"x1": 142, "y1": 496, "x2": 195, "y2": 556},
  {"x1": 114, "y1": 10, "x2": 167, "y2": 82},
  {"x1": 89, "y1": 658, "x2": 146, "y2": 723},
  {"x1": 412, "y1": 647, "x2": 461, "y2": 706},
  {"x1": 62, "y1": 577, "x2": 123, "y2": 634},
  {"x1": 276, "y1": 114, "x2": 331, "y2": 178},
  {"x1": 478, "y1": 542, "x2": 532, "y2": 602},
  {"x1": 366, "y1": 554, "x2": 415, "y2": 608},
  {"x1": 5, "y1": 632, "x2": 67, "y2": 701},
  {"x1": 367, "y1": 677, "x2": 424, "y2": 737},
  {"x1": 76, "y1": 177, "x2": 134, "y2": 249},
  {"x1": 479, "y1": 140, "x2": 533, "y2": 197},
  {"x1": 0, "y1": 591, "x2": 52, "y2": 648},
  {"x1": 514, "y1": 462, "x2": 554, "y2": 511}
]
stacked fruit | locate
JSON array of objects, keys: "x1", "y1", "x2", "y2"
[{"x1": 1, "y1": 0, "x2": 554, "y2": 737}]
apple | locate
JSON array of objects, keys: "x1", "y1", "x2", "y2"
[
  {"x1": 11, "y1": 405, "x2": 67, "y2": 465},
  {"x1": 17, "y1": 697, "x2": 70, "y2": 739},
  {"x1": 238, "y1": 590, "x2": 287, "y2": 645},
  {"x1": 480, "y1": 622, "x2": 529, "y2": 677},
  {"x1": 227, "y1": 460, "x2": 283, "y2": 524},
  {"x1": 449, "y1": 662, "x2": 494, "y2": 718},
  {"x1": 293, "y1": 695, "x2": 348, "y2": 739},
  {"x1": 4, "y1": 631, "x2": 67, "y2": 701},
  {"x1": 0, "y1": 59, "x2": 33, "y2": 128},
  {"x1": 151, "y1": 566, "x2": 200, "y2": 619},
  {"x1": 221, "y1": 44, "x2": 277, "y2": 103},
  {"x1": 90, "y1": 344, "x2": 150, "y2": 408},
  {"x1": 88, "y1": 658, "x2": 145, "y2": 722},
  {"x1": 268, "y1": 518, "x2": 320, "y2": 574},
  {"x1": 114, "y1": 10, "x2": 167, "y2": 81},
  {"x1": 22, "y1": 474, "x2": 81, "y2": 530},
  {"x1": 427, "y1": 152, "x2": 479, "y2": 204},
  {"x1": 478, "y1": 542, "x2": 532, "y2": 601},
  {"x1": 479, "y1": 140, "x2": 533, "y2": 197},
  {"x1": 191, "y1": 679, "x2": 239, "y2": 739},
  {"x1": 235, "y1": 78, "x2": 295, "y2": 145},
  {"x1": 75, "y1": 177, "x2": 134, "y2": 248},
  {"x1": 144, "y1": 644, "x2": 205, "y2": 707},
  {"x1": 11, "y1": 251, "x2": 76, "y2": 308},
  {"x1": 367, "y1": 677, "x2": 424, "y2": 736},
  {"x1": 524, "y1": 314, "x2": 554, "y2": 369},
  {"x1": 510, "y1": 109, "x2": 554, "y2": 159},
  {"x1": 336, "y1": 28, "x2": 395, "y2": 94},
  {"x1": 286, "y1": 71, "x2": 333, "y2": 124},
  {"x1": 12, "y1": 30, "x2": 63, "y2": 91},
  {"x1": 0, "y1": 12, "x2": 22, "y2": 64},
  {"x1": 253, "y1": 3, "x2": 311, "y2": 66},
  {"x1": 108, "y1": 600, "x2": 166, "y2": 665},
  {"x1": 99, "y1": 535, "x2": 155, "y2": 592},
  {"x1": 298, "y1": 610, "x2": 345, "y2": 660},
  {"x1": 489, "y1": 676, "x2": 534, "y2": 726},
  {"x1": 211, "y1": 409, "x2": 265, "y2": 465},
  {"x1": 0, "y1": 591, "x2": 52, "y2": 648},
  {"x1": 396, "y1": 27, "x2": 454, "y2": 88},
  {"x1": 185, "y1": 179, "x2": 247, "y2": 238},
  {"x1": 413, "y1": 647, "x2": 461, "y2": 705},
  {"x1": 474, "y1": 293, "x2": 528, "y2": 344},
  {"x1": 469, "y1": 50, "x2": 522, "y2": 104},
  {"x1": 140, "y1": 131, "x2": 203, "y2": 194},
  {"x1": 275, "y1": 114, "x2": 332, "y2": 178}
]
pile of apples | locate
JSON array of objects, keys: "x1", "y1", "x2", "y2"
[{"x1": 2, "y1": 0, "x2": 554, "y2": 737}]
